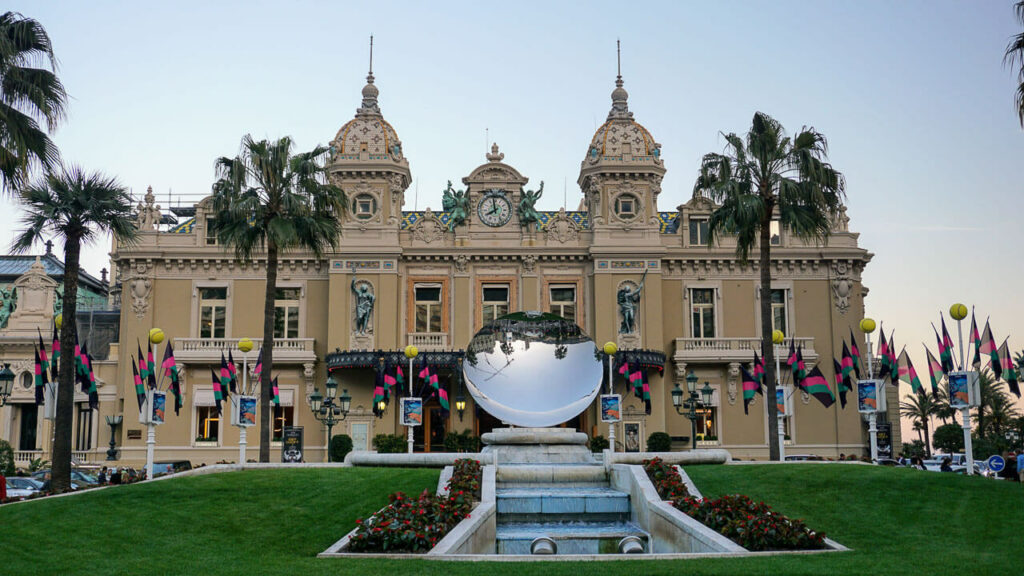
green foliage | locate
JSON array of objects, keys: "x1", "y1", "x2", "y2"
[
  {"x1": 643, "y1": 457, "x2": 690, "y2": 501},
  {"x1": 372, "y1": 434, "x2": 407, "y2": 454},
  {"x1": 1006, "y1": 1, "x2": 1024, "y2": 127},
  {"x1": 676, "y1": 494, "x2": 827, "y2": 551},
  {"x1": 0, "y1": 439, "x2": 14, "y2": 476},
  {"x1": 588, "y1": 435, "x2": 610, "y2": 453},
  {"x1": 901, "y1": 440, "x2": 926, "y2": 459},
  {"x1": 933, "y1": 423, "x2": 965, "y2": 454},
  {"x1": 329, "y1": 434, "x2": 353, "y2": 463},
  {"x1": 442, "y1": 430, "x2": 480, "y2": 453},
  {"x1": 969, "y1": 436, "x2": 1008, "y2": 461},
  {"x1": 0, "y1": 11, "x2": 68, "y2": 192},
  {"x1": 27, "y1": 458, "x2": 49, "y2": 473},
  {"x1": 647, "y1": 431, "x2": 672, "y2": 452}
]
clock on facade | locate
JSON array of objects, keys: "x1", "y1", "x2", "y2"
[{"x1": 477, "y1": 190, "x2": 512, "y2": 227}]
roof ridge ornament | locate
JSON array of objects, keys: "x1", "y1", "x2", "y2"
[
  {"x1": 608, "y1": 39, "x2": 633, "y2": 121},
  {"x1": 486, "y1": 143, "x2": 505, "y2": 162},
  {"x1": 356, "y1": 35, "x2": 382, "y2": 117}
]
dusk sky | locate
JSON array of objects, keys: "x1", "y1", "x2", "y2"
[{"x1": 3, "y1": 1, "x2": 1023, "y2": 423}]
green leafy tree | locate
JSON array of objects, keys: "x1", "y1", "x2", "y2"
[
  {"x1": 1005, "y1": 1, "x2": 1024, "y2": 127},
  {"x1": 900, "y1": 389, "x2": 936, "y2": 456},
  {"x1": 11, "y1": 166, "x2": 137, "y2": 492},
  {"x1": 933, "y1": 423, "x2": 965, "y2": 455},
  {"x1": 693, "y1": 112, "x2": 845, "y2": 461},
  {"x1": 210, "y1": 135, "x2": 344, "y2": 462},
  {"x1": 0, "y1": 11, "x2": 67, "y2": 191}
]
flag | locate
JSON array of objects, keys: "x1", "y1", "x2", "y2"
[
  {"x1": 886, "y1": 332, "x2": 898, "y2": 382},
  {"x1": 395, "y1": 363, "x2": 406, "y2": 396},
  {"x1": 37, "y1": 328, "x2": 50, "y2": 384},
  {"x1": 211, "y1": 367, "x2": 224, "y2": 415},
  {"x1": 271, "y1": 376, "x2": 281, "y2": 406},
  {"x1": 50, "y1": 320, "x2": 60, "y2": 382},
  {"x1": 786, "y1": 340, "x2": 797, "y2": 370},
  {"x1": 383, "y1": 366, "x2": 398, "y2": 401},
  {"x1": 832, "y1": 358, "x2": 848, "y2": 409},
  {"x1": 969, "y1": 312, "x2": 982, "y2": 369},
  {"x1": 802, "y1": 365, "x2": 835, "y2": 408},
  {"x1": 841, "y1": 342, "x2": 855, "y2": 384},
  {"x1": 849, "y1": 328, "x2": 862, "y2": 378},
  {"x1": 752, "y1": 351, "x2": 765, "y2": 385},
  {"x1": 897, "y1": 349, "x2": 923, "y2": 394},
  {"x1": 252, "y1": 348, "x2": 263, "y2": 382},
  {"x1": 998, "y1": 341, "x2": 1020, "y2": 398},
  {"x1": 162, "y1": 342, "x2": 182, "y2": 415},
  {"x1": 941, "y1": 316, "x2": 955, "y2": 367},
  {"x1": 925, "y1": 346, "x2": 944, "y2": 399},
  {"x1": 146, "y1": 341, "x2": 157, "y2": 389},
  {"x1": 137, "y1": 342, "x2": 149, "y2": 389},
  {"x1": 219, "y1": 352, "x2": 233, "y2": 399},
  {"x1": 419, "y1": 365, "x2": 449, "y2": 412},
  {"x1": 741, "y1": 365, "x2": 762, "y2": 415},
  {"x1": 639, "y1": 369, "x2": 652, "y2": 415},
  {"x1": 792, "y1": 345, "x2": 807, "y2": 387},
  {"x1": 878, "y1": 330, "x2": 891, "y2": 380},
  {"x1": 76, "y1": 341, "x2": 90, "y2": 394},
  {"x1": 980, "y1": 322, "x2": 1001, "y2": 379},
  {"x1": 227, "y1": 349, "x2": 239, "y2": 394},
  {"x1": 33, "y1": 346, "x2": 46, "y2": 405},
  {"x1": 86, "y1": 353, "x2": 98, "y2": 410},
  {"x1": 132, "y1": 359, "x2": 146, "y2": 412}
]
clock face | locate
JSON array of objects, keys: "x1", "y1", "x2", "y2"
[{"x1": 477, "y1": 194, "x2": 512, "y2": 227}]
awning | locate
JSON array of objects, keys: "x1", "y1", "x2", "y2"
[
  {"x1": 326, "y1": 349, "x2": 466, "y2": 371},
  {"x1": 193, "y1": 388, "x2": 214, "y2": 407}
]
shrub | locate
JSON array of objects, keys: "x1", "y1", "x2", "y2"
[
  {"x1": 348, "y1": 458, "x2": 482, "y2": 553},
  {"x1": 0, "y1": 439, "x2": 14, "y2": 477},
  {"x1": 933, "y1": 423, "x2": 964, "y2": 454},
  {"x1": 373, "y1": 434, "x2": 407, "y2": 454},
  {"x1": 642, "y1": 457, "x2": 690, "y2": 501},
  {"x1": 675, "y1": 494, "x2": 827, "y2": 551},
  {"x1": 330, "y1": 434, "x2": 354, "y2": 462},
  {"x1": 588, "y1": 435, "x2": 610, "y2": 453},
  {"x1": 442, "y1": 430, "x2": 481, "y2": 453},
  {"x1": 647, "y1": 431, "x2": 672, "y2": 452},
  {"x1": 901, "y1": 439, "x2": 926, "y2": 459}
]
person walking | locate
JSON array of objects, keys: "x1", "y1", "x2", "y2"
[
  {"x1": 940, "y1": 457, "x2": 953, "y2": 472},
  {"x1": 98, "y1": 466, "x2": 108, "y2": 485}
]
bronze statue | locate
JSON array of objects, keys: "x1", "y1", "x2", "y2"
[
  {"x1": 518, "y1": 181, "x2": 544, "y2": 227},
  {"x1": 617, "y1": 269, "x2": 647, "y2": 334},
  {"x1": 351, "y1": 272, "x2": 375, "y2": 334},
  {"x1": 442, "y1": 180, "x2": 469, "y2": 230}
]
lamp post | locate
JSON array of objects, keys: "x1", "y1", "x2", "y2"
[
  {"x1": 143, "y1": 328, "x2": 165, "y2": 481},
  {"x1": 772, "y1": 329, "x2": 786, "y2": 462},
  {"x1": 455, "y1": 357, "x2": 466, "y2": 422},
  {"x1": 672, "y1": 370, "x2": 714, "y2": 450},
  {"x1": 0, "y1": 363, "x2": 14, "y2": 407},
  {"x1": 404, "y1": 345, "x2": 419, "y2": 454},
  {"x1": 949, "y1": 303, "x2": 975, "y2": 475},
  {"x1": 236, "y1": 338, "x2": 254, "y2": 466},
  {"x1": 308, "y1": 373, "x2": 351, "y2": 462},
  {"x1": 104, "y1": 414, "x2": 123, "y2": 460},
  {"x1": 860, "y1": 317, "x2": 878, "y2": 462},
  {"x1": 603, "y1": 342, "x2": 618, "y2": 453}
]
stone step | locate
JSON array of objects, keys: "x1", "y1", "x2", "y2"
[
  {"x1": 496, "y1": 487, "x2": 630, "y2": 515},
  {"x1": 496, "y1": 521, "x2": 649, "y2": 555},
  {"x1": 495, "y1": 464, "x2": 607, "y2": 486}
]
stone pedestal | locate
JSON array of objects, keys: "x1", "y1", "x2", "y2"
[{"x1": 480, "y1": 427, "x2": 594, "y2": 464}]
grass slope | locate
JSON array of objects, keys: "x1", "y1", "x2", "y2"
[{"x1": 1, "y1": 464, "x2": 1020, "y2": 575}]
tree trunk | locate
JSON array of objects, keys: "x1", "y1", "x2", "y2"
[
  {"x1": 259, "y1": 241, "x2": 278, "y2": 463},
  {"x1": 51, "y1": 236, "x2": 81, "y2": 493},
  {"x1": 924, "y1": 418, "x2": 932, "y2": 456},
  {"x1": 760, "y1": 203, "x2": 779, "y2": 461}
]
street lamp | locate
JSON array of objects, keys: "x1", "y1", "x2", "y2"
[
  {"x1": 455, "y1": 357, "x2": 466, "y2": 422},
  {"x1": 859, "y1": 317, "x2": 879, "y2": 463},
  {"x1": 404, "y1": 345, "x2": 419, "y2": 454},
  {"x1": 673, "y1": 370, "x2": 714, "y2": 450},
  {"x1": 104, "y1": 414, "x2": 123, "y2": 460},
  {"x1": 948, "y1": 302, "x2": 977, "y2": 475},
  {"x1": 307, "y1": 373, "x2": 351, "y2": 462},
  {"x1": 0, "y1": 363, "x2": 14, "y2": 407}
]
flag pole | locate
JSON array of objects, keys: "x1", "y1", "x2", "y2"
[{"x1": 775, "y1": 340, "x2": 786, "y2": 461}]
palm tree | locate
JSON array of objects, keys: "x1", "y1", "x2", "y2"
[
  {"x1": 693, "y1": 112, "x2": 845, "y2": 461},
  {"x1": 933, "y1": 383, "x2": 955, "y2": 425},
  {"x1": 11, "y1": 166, "x2": 136, "y2": 492},
  {"x1": 900, "y1": 389, "x2": 937, "y2": 456},
  {"x1": 987, "y1": 392, "x2": 1020, "y2": 439},
  {"x1": 210, "y1": 135, "x2": 344, "y2": 462},
  {"x1": 0, "y1": 11, "x2": 67, "y2": 192},
  {"x1": 1006, "y1": 1, "x2": 1024, "y2": 127},
  {"x1": 973, "y1": 369, "x2": 1001, "y2": 437}
]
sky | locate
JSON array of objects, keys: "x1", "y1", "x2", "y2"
[{"x1": 4, "y1": 1, "x2": 1024, "y2": 435}]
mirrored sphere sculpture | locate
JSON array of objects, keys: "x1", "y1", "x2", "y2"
[{"x1": 463, "y1": 311, "x2": 603, "y2": 427}]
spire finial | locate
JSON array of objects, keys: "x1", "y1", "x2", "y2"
[
  {"x1": 357, "y1": 35, "x2": 381, "y2": 115},
  {"x1": 616, "y1": 39, "x2": 622, "y2": 88},
  {"x1": 369, "y1": 34, "x2": 374, "y2": 75}
]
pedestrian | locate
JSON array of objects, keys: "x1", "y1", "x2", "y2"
[
  {"x1": 940, "y1": 457, "x2": 953, "y2": 472},
  {"x1": 98, "y1": 466, "x2": 107, "y2": 485},
  {"x1": 110, "y1": 467, "x2": 121, "y2": 485}
]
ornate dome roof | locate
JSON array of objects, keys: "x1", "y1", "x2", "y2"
[
  {"x1": 583, "y1": 75, "x2": 661, "y2": 163},
  {"x1": 329, "y1": 70, "x2": 406, "y2": 162}
]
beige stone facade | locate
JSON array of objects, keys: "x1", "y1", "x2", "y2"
[{"x1": 0, "y1": 69, "x2": 894, "y2": 467}]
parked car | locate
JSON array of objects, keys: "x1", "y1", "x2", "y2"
[
  {"x1": 784, "y1": 454, "x2": 825, "y2": 461},
  {"x1": 5, "y1": 477, "x2": 43, "y2": 498},
  {"x1": 31, "y1": 469, "x2": 99, "y2": 486},
  {"x1": 141, "y1": 460, "x2": 192, "y2": 478}
]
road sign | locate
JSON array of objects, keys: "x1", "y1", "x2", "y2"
[{"x1": 986, "y1": 455, "x2": 1005, "y2": 473}]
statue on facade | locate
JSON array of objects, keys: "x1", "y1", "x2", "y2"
[
  {"x1": 0, "y1": 286, "x2": 15, "y2": 329},
  {"x1": 351, "y1": 272, "x2": 375, "y2": 334},
  {"x1": 53, "y1": 286, "x2": 63, "y2": 317},
  {"x1": 518, "y1": 181, "x2": 544, "y2": 228},
  {"x1": 135, "y1": 186, "x2": 162, "y2": 231},
  {"x1": 617, "y1": 269, "x2": 647, "y2": 334},
  {"x1": 442, "y1": 180, "x2": 469, "y2": 230}
]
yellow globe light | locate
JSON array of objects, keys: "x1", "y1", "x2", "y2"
[
  {"x1": 859, "y1": 318, "x2": 876, "y2": 334},
  {"x1": 238, "y1": 338, "x2": 254, "y2": 353},
  {"x1": 949, "y1": 303, "x2": 968, "y2": 321},
  {"x1": 603, "y1": 342, "x2": 618, "y2": 356},
  {"x1": 54, "y1": 313, "x2": 62, "y2": 330},
  {"x1": 149, "y1": 327, "x2": 165, "y2": 344},
  {"x1": 771, "y1": 330, "x2": 785, "y2": 345},
  {"x1": 404, "y1": 345, "x2": 419, "y2": 359}
]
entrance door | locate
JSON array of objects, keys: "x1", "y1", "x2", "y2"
[
  {"x1": 19, "y1": 404, "x2": 38, "y2": 451},
  {"x1": 412, "y1": 398, "x2": 449, "y2": 452}
]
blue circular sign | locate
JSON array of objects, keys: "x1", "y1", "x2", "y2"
[{"x1": 987, "y1": 455, "x2": 1005, "y2": 473}]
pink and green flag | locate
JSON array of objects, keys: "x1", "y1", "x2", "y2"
[
  {"x1": 133, "y1": 359, "x2": 146, "y2": 411},
  {"x1": 897, "y1": 349, "x2": 923, "y2": 394},
  {"x1": 832, "y1": 358, "x2": 848, "y2": 409},
  {"x1": 849, "y1": 328, "x2": 862, "y2": 378},
  {"x1": 802, "y1": 366, "x2": 835, "y2": 408},
  {"x1": 969, "y1": 312, "x2": 982, "y2": 369},
  {"x1": 33, "y1": 346, "x2": 46, "y2": 406},
  {"x1": 925, "y1": 346, "x2": 944, "y2": 399},
  {"x1": 219, "y1": 352, "x2": 233, "y2": 399},
  {"x1": 980, "y1": 322, "x2": 1001, "y2": 379},
  {"x1": 210, "y1": 367, "x2": 224, "y2": 415},
  {"x1": 998, "y1": 341, "x2": 1020, "y2": 398},
  {"x1": 741, "y1": 365, "x2": 761, "y2": 415},
  {"x1": 272, "y1": 376, "x2": 281, "y2": 406},
  {"x1": 878, "y1": 330, "x2": 892, "y2": 379},
  {"x1": 419, "y1": 365, "x2": 448, "y2": 411}
]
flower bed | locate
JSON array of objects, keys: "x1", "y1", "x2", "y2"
[
  {"x1": 642, "y1": 458, "x2": 826, "y2": 551},
  {"x1": 346, "y1": 458, "x2": 482, "y2": 553}
]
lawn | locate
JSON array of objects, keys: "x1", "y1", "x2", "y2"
[{"x1": 1, "y1": 464, "x2": 1020, "y2": 575}]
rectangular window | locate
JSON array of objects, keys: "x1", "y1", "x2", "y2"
[
  {"x1": 414, "y1": 284, "x2": 443, "y2": 333},
  {"x1": 695, "y1": 406, "x2": 717, "y2": 440},
  {"x1": 690, "y1": 288, "x2": 716, "y2": 338},
  {"x1": 771, "y1": 289, "x2": 788, "y2": 336},
  {"x1": 549, "y1": 285, "x2": 577, "y2": 323},
  {"x1": 770, "y1": 219, "x2": 781, "y2": 245},
  {"x1": 482, "y1": 284, "x2": 510, "y2": 322},
  {"x1": 689, "y1": 218, "x2": 709, "y2": 246},
  {"x1": 274, "y1": 287, "x2": 300, "y2": 339},
  {"x1": 199, "y1": 287, "x2": 227, "y2": 339},
  {"x1": 75, "y1": 404, "x2": 93, "y2": 451},
  {"x1": 205, "y1": 217, "x2": 218, "y2": 246},
  {"x1": 272, "y1": 405, "x2": 294, "y2": 441},
  {"x1": 196, "y1": 406, "x2": 220, "y2": 441}
]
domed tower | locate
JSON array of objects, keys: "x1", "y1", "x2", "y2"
[
  {"x1": 327, "y1": 44, "x2": 411, "y2": 237},
  {"x1": 578, "y1": 57, "x2": 665, "y2": 243}
]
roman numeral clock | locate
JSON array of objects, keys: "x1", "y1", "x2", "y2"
[{"x1": 477, "y1": 189, "x2": 512, "y2": 227}]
